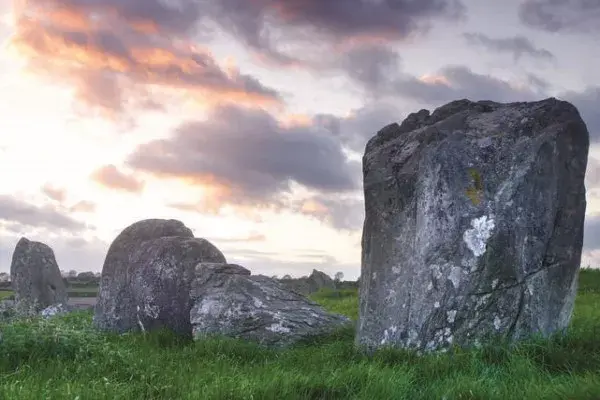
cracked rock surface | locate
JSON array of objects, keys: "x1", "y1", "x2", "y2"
[
  {"x1": 357, "y1": 98, "x2": 589, "y2": 353},
  {"x1": 94, "y1": 219, "x2": 226, "y2": 336},
  {"x1": 10, "y1": 237, "x2": 67, "y2": 316},
  {"x1": 190, "y1": 263, "x2": 351, "y2": 347}
]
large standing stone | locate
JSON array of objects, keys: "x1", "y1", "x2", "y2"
[
  {"x1": 358, "y1": 98, "x2": 589, "y2": 352},
  {"x1": 10, "y1": 237, "x2": 68, "y2": 315},
  {"x1": 190, "y1": 263, "x2": 351, "y2": 347},
  {"x1": 94, "y1": 219, "x2": 226, "y2": 336}
]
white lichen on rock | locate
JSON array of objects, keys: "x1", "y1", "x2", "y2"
[
  {"x1": 253, "y1": 297, "x2": 264, "y2": 308},
  {"x1": 493, "y1": 315, "x2": 502, "y2": 330},
  {"x1": 381, "y1": 325, "x2": 399, "y2": 344},
  {"x1": 448, "y1": 267, "x2": 463, "y2": 288},
  {"x1": 144, "y1": 303, "x2": 160, "y2": 319},
  {"x1": 446, "y1": 310, "x2": 457, "y2": 323},
  {"x1": 527, "y1": 281, "x2": 535, "y2": 295},
  {"x1": 267, "y1": 322, "x2": 291, "y2": 333},
  {"x1": 40, "y1": 303, "x2": 69, "y2": 318},
  {"x1": 463, "y1": 215, "x2": 495, "y2": 257}
]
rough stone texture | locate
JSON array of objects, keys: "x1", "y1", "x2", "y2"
[
  {"x1": 190, "y1": 263, "x2": 351, "y2": 347},
  {"x1": 279, "y1": 269, "x2": 336, "y2": 295},
  {"x1": 10, "y1": 238, "x2": 68, "y2": 316},
  {"x1": 94, "y1": 219, "x2": 226, "y2": 336},
  {"x1": 0, "y1": 300, "x2": 15, "y2": 321},
  {"x1": 358, "y1": 98, "x2": 589, "y2": 353}
]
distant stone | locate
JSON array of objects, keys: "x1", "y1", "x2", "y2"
[
  {"x1": 358, "y1": 98, "x2": 589, "y2": 353},
  {"x1": 10, "y1": 237, "x2": 68, "y2": 316},
  {"x1": 94, "y1": 219, "x2": 226, "y2": 336},
  {"x1": 190, "y1": 263, "x2": 351, "y2": 347},
  {"x1": 279, "y1": 269, "x2": 336, "y2": 295}
]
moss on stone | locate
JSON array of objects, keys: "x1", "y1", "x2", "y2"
[{"x1": 466, "y1": 168, "x2": 483, "y2": 205}]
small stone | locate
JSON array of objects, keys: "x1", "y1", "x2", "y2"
[{"x1": 10, "y1": 238, "x2": 67, "y2": 316}]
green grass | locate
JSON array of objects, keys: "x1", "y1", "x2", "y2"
[
  {"x1": 0, "y1": 290, "x2": 12, "y2": 300},
  {"x1": 66, "y1": 288, "x2": 98, "y2": 298},
  {"x1": 0, "y1": 269, "x2": 600, "y2": 399}
]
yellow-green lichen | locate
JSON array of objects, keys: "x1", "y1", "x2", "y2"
[{"x1": 465, "y1": 168, "x2": 483, "y2": 205}]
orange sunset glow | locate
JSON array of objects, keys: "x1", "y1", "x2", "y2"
[{"x1": 1, "y1": 0, "x2": 599, "y2": 280}]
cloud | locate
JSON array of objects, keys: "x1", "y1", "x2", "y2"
[
  {"x1": 392, "y1": 65, "x2": 549, "y2": 105},
  {"x1": 462, "y1": 32, "x2": 555, "y2": 61},
  {"x1": 336, "y1": 43, "x2": 403, "y2": 97},
  {"x1": 586, "y1": 158, "x2": 600, "y2": 187},
  {"x1": 519, "y1": 0, "x2": 600, "y2": 33},
  {"x1": 582, "y1": 213, "x2": 600, "y2": 267},
  {"x1": 559, "y1": 86, "x2": 600, "y2": 141},
  {"x1": 292, "y1": 194, "x2": 365, "y2": 231},
  {"x1": 40, "y1": 184, "x2": 97, "y2": 213},
  {"x1": 91, "y1": 164, "x2": 145, "y2": 193},
  {"x1": 317, "y1": 45, "x2": 551, "y2": 103},
  {"x1": 584, "y1": 214, "x2": 600, "y2": 252},
  {"x1": 201, "y1": 0, "x2": 466, "y2": 66},
  {"x1": 314, "y1": 101, "x2": 402, "y2": 152},
  {"x1": 7, "y1": 0, "x2": 282, "y2": 119},
  {"x1": 6, "y1": 0, "x2": 467, "y2": 118},
  {"x1": 208, "y1": 232, "x2": 267, "y2": 243},
  {"x1": 69, "y1": 200, "x2": 96, "y2": 213},
  {"x1": 0, "y1": 195, "x2": 86, "y2": 232},
  {"x1": 42, "y1": 184, "x2": 67, "y2": 202},
  {"x1": 127, "y1": 105, "x2": 359, "y2": 213}
]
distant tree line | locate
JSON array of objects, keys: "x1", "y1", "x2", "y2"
[{"x1": 0, "y1": 270, "x2": 101, "y2": 287}]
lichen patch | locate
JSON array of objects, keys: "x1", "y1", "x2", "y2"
[{"x1": 463, "y1": 215, "x2": 495, "y2": 257}]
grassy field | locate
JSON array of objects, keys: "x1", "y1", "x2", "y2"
[{"x1": 0, "y1": 270, "x2": 599, "y2": 399}]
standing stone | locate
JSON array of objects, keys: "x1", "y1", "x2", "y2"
[
  {"x1": 94, "y1": 219, "x2": 226, "y2": 336},
  {"x1": 10, "y1": 237, "x2": 68, "y2": 315},
  {"x1": 358, "y1": 98, "x2": 589, "y2": 352},
  {"x1": 190, "y1": 263, "x2": 351, "y2": 347}
]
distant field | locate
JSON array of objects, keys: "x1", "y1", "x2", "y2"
[
  {"x1": 0, "y1": 285, "x2": 99, "y2": 300},
  {"x1": 67, "y1": 287, "x2": 99, "y2": 297}
]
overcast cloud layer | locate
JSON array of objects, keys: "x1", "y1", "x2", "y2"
[{"x1": 1, "y1": 0, "x2": 600, "y2": 277}]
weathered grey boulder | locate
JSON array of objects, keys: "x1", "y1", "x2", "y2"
[
  {"x1": 279, "y1": 269, "x2": 336, "y2": 295},
  {"x1": 358, "y1": 98, "x2": 589, "y2": 353},
  {"x1": 94, "y1": 219, "x2": 226, "y2": 336},
  {"x1": 10, "y1": 238, "x2": 68, "y2": 316},
  {"x1": 190, "y1": 263, "x2": 351, "y2": 347}
]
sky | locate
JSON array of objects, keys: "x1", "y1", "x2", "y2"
[{"x1": 0, "y1": 0, "x2": 599, "y2": 280}]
